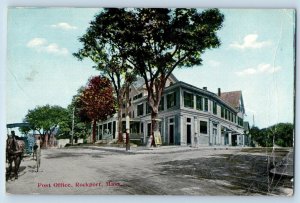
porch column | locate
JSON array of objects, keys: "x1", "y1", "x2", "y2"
[
  {"x1": 180, "y1": 115, "x2": 184, "y2": 145},
  {"x1": 242, "y1": 134, "x2": 245, "y2": 147},
  {"x1": 143, "y1": 122, "x2": 146, "y2": 144},
  {"x1": 194, "y1": 117, "x2": 198, "y2": 147},
  {"x1": 115, "y1": 121, "x2": 118, "y2": 140},
  {"x1": 163, "y1": 117, "x2": 166, "y2": 143},
  {"x1": 228, "y1": 132, "x2": 232, "y2": 146}
]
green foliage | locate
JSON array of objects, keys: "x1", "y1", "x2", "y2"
[
  {"x1": 75, "y1": 8, "x2": 224, "y2": 83},
  {"x1": 23, "y1": 104, "x2": 71, "y2": 138},
  {"x1": 67, "y1": 87, "x2": 92, "y2": 140},
  {"x1": 19, "y1": 125, "x2": 31, "y2": 135},
  {"x1": 250, "y1": 123, "x2": 294, "y2": 147},
  {"x1": 74, "y1": 8, "x2": 224, "y2": 144}
]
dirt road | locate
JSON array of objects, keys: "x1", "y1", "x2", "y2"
[{"x1": 5, "y1": 147, "x2": 293, "y2": 195}]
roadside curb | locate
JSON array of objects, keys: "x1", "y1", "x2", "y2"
[{"x1": 69, "y1": 145, "x2": 243, "y2": 155}]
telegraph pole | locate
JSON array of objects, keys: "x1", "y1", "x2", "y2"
[
  {"x1": 71, "y1": 107, "x2": 75, "y2": 145},
  {"x1": 125, "y1": 115, "x2": 130, "y2": 151}
]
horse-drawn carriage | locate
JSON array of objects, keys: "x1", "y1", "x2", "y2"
[{"x1": 6, "y1": 123, "x2": 40, "y2": 180}]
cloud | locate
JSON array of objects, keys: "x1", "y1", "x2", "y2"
[
  {"x1": 51, "y1": 22, "x2": 77, "y2": 30},
  {"x1": 27, "y1": 38, "x2": 68, "y2": 55},
  {"x1": 207, "y1": 60, "x2": 220, "y2": 67},
  {"x1": 25, "y1": 69, "x2": 39, "y2": 81},
  {"x1": 230, "y1": 34, "x2": 272, "y2": 50},
  {"x1": 45, "y1": 43, "x2": 68, "y2": 55},
  {"x1": 26, "y1": 38, "x2": 47, "y2": 48},
  {"x1": 235, "y1": 63, "x2": 281, "y2": 76}
]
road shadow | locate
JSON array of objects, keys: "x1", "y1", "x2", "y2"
[
  {"x1": 6, "y1": 165, "x2": 27, "y2": 181},
  {"x1": 45, "y1": 152, "x2": 83, "y2": 159},
  {"x1": 158, "y1": 153, "x2": 293, "y2": 195}
]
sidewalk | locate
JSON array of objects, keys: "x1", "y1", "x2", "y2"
[{"x1": 74, "y1": 144, "x2": 244, "y2": 154}]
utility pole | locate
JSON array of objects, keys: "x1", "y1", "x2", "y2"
[
  {"x1": 71, "y1": 107, "x2": 75, "y2": 145},
  {"x1": 125, "y1": 115, "x2": 130, "y2": 151}
]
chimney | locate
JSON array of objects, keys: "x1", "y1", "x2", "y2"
[
  {"x1": 203, "y1": 87, "x2": 207, "y2": 90},
  {"x1": 218, "y1": 88, "x2": 221, "y2": 96}
]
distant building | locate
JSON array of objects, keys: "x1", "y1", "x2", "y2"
[{"x1": 97, "y1": 74, "x2": 250, "y2": 147}]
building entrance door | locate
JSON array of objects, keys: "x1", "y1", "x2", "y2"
[
  {"x1": 169, "y1": 124, "x2": 174, "y2": 144},
  {"x1": 212, "y1": 128, "x2": 217, "y2": 145},
  {"x1": 232, "y1": 134, "x2": 237, "y2": 146},
  {"x1": 224, "y1": 133, "x2": 229, "y2": 145},
  {"x1": 187, "y1": 124, "x2": 191, "y2": 145}
]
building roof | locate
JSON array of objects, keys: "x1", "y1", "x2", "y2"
[
  {"x1": 220, "y1": 91, "x2": 242, "y2": 109},
  {"x1": 132, "y1": 77, "x2": 145, "y2": 90},
  {"x1": 131, "y1": 73, "x2": 179, "y2": 90}
]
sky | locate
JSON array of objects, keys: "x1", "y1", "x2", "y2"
[{"x1": 6, "y1": 8, "x2": 295, "y2": 129}]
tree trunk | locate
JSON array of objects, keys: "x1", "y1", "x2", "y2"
[
  {"x1": 148, "y1": 78, "x2": 165, "y2": 147},
  {"x1": 92, "y1": 119, "x2": 96, "y2": 143},
  {"x1": 117, "y1": 96, "x2": 123, "y2": 143},
  {"x1": 151, "y1": 107, "x2": 159, "y2": 147}
]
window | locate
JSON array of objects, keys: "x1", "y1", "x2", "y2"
[
  {"x1": 184, "y1": 92, "x2": 194, "y2": 108},
  {"x1": 146, "y1": 102, "x2": 151, "y2": 114},
  {"x1": 187, "y1": 118, "x2": 191, "y2": 123},
  {"x1": 159, "y1": 97, "x2": 164, "y2": 111},
  {"x1": 147, "y1": 123, "x2": 152, "y2": 137},
  {"x1": 133, "y1": 93, "x2": 143, "y2": 100},
  {"x1": 112, "y1": 121, "x2": 116, "y2": 139},
  {"x1": 200, "y1": 121, "x2": 208, "y2": 134},
  {"x1": 169, "y1": 118, "x2": 174, "y2": 123},
  {"x1": 238, "y1": 117, "x2": 244, "y2": 126},
  {"x1": 137, "y1": 103, "x2": 144, "y2": 116},
  {"x1": 99, "y1": 125, "x2": 103, "y2": 139},
  {"x1": 213, "y1": 102, "x2": 217, "y2": 115},
  {"x1": 108, "y1": 122, "x2": 112, "y2": 134},
  {"x1": 221, "y1": 106, "x2": 224, "y2": 118},
  {"x1": 233, "y1": 114, "x2": 236, "y2": 123},
  {"x1": 196, "y1": 96, "x2": 203, "y2": 111},
  {"x1": 204, "y1": 98, "x2": 208, "y2": 111},
  {"x1": 130, "y1": 122, "x2": 140, "y2": 134},
  {"x1": 167, "y1": 92, "x2": 176, "y2": 109},
  {"x1": 141, "y1": 123, "x2": 144, "y2": 133},
  {"x1": 225, "y1": 109, "x2": 228, "y2": 120}
]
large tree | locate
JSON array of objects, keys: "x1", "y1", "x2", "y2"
[
  {"x1": 74, "y1": 23, "x2": 136, "y2": 143},
  {"x1": 250, "y1": 123, "x2": 294, "y2": 147},
  {"x1": 73, "y1": 56, "x2": 135, "y2": 143},
  {"x1": 75, "y1": 8, "x2": 224, "y2": 146},
  {"x1": 79, "y1": 76, "x2": 116, "y2": 143},
  {"x1": 22, "y1": 104, "x2": 71, "y2": 145}
]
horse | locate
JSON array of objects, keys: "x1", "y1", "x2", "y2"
[{"x1": 6, "y1": 136, "x2": 25, "y2": 181}]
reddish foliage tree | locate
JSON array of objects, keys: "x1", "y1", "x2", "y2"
[{"x1": 79, "y1": 76, "x2": 116, "y2": 143}]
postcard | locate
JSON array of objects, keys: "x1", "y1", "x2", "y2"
[{"x1": 5, "y1": 8, "x2": 295, "y2": 196}]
